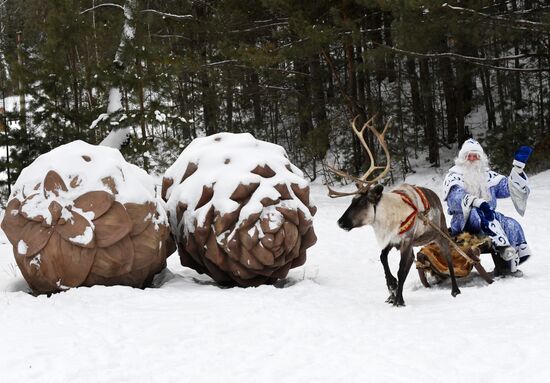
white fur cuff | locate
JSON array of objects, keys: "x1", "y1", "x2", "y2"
[
  {"x1": 460, "y1": 194, "x2": 476, "y2": 229},
  {"x1": 471, "y1": 197, "x2": 484, "y2": 208},
  {"x1": 513, "y1": 159, "x2": 525, "y2": 169}
]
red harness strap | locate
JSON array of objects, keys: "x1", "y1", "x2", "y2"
[{"x1": 392, "y1": 186, "x2": 430, "y2": 235}]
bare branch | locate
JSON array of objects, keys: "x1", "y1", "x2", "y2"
[
  {"x1": 442, "y1": 3, "x2": 550, "y2": 32},
  {"x1": 229, "y1": 22, "x2": 288, "y2": 33},
  {"x1": 81, "y1": 2, "x2": 124, "y2": 14},
  {"x1": 204, "y1": 59, "x2": 238, "y2": 67},
  {"x1": 151, "y1": 34, "x2": 191, "y2": 40},
  {"x1": 141, "y1": 9, "x2": 193, "y2": 20},
  {"x1": 379, "y1": 43, "x2": 531, "y2": 63},
  {"x1": 81, "y1": 4, "x2": 194, "y2": 21},
  {"x1": 321, "y1": 49, "x2": 356, "y2": 117},
  {"x1": 376, "y1": 43, "x2": 550, "y2": 73},
  {"x1": 253, "y1": 18, "x2": 288, "y2": 24}
]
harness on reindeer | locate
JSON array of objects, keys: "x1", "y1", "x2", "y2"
[{"x1": 391, "y1": 186, "x2": 496, "y2": 286}]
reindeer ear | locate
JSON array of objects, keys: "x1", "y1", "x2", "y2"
[{"x1": 367, "y1": 184, "x2": 384, "y2": 204}]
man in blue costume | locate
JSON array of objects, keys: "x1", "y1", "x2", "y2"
[{"x1": 443, "y1": 139, "x2": 533, "y2": 277}]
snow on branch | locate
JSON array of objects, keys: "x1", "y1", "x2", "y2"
[
  {"x1": 140, "y1": 9, "x2": 193, "y2": 20},
  {"x1": 80, "y1": 3, "x2": 194, "y2": 21},
  {"x1": 229, "y1": 21, "x2": 288, "y2": 33},
  {"x1": 375, "y1": 43, "x2": 550, "y2": 73},
  {"x1": 442, "y1": 3, "x2": 550, "y2": 32},
  {"x1": 80, "y1": 2, "x2": 124, "y2": 14},
  {"x1": 204, "y1": 60, "x2": 238, "y2": 67}
]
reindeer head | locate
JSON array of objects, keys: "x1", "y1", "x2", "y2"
[
  {"x1": 337, "y1": 184, "x2": 384, "y2": 230},
  {"x1": 326, "y1": 115, "x2": 392, "y2": 231}
]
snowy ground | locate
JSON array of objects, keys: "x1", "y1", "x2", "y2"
[{"x1": 1, "y1": 169, "x2": 549, "y2": 382}]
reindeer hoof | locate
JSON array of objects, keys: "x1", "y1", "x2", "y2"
[
  {"x1": 452, "y1": 289, "x2": 461, "y2": 297},
  {"x1": 393, "y1": 300, "x2": 406, "y2": 307},
  {"x1": 385, "y1": 295, "x2": 396, "y2": 304}
]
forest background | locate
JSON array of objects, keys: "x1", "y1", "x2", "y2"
[{"x1": 0, "y1": 0, "x2": 548, "y2": 205}]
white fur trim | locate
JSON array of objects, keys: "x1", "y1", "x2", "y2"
[
  {"x1": 471, "y1": 197, "x2": 484, "y2": 208},
  {"x1": 460, "y1": 194, "x2": 476, "y2": 229},
  {"x1": 458, "y1": 139, "x2": 484, "y2": 160},
  {"x1": 486, "y1": 170, "x2": 505, "y2": 188},
  {"x1": 443, "y1": 168, "x2": 504, "y2": 200},
  {"x1": 512, "y1": 159, "x2": 525, "y2": 169},
  {"x1": 517, "y1": 243, "x2": 531, "y2": 259},
  {"x1": 443, "y1": 170, "x2": 463, "y2": 200},
  {"x1": 488, "y1": 220, "x2": 511, "y2": 247},
  {"x1": 509, "y1": 167, "x2": 530, "y2": 216}
]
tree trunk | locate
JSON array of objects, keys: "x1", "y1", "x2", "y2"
[
  {"x1": 16, "y1": 31, "x2": 26, "y2": 135},
  {"x1": 406, "y1": 58, "x2": 425, "y2": 129},
  {"x1": 438, "y1": 56, "x2": 458, "y2": 144},
  {"x1": 225, "y1": 81, "x2": 234, "y2": 132},
  {"x1": 479, "y1": 67, "x2": 496, "y2": 131},
  {"x1": 294, "y1": 59, "x2": 313, "y2": 141},
  {"x1": 250, "y1": 70, "x2": 263, "y2": 132},
  {"x1": 419, "y1": 58, "x2": 438, "y2": 165},
  {"x1": 309, "y1": 54, "x2": 329, "y2": 160}
]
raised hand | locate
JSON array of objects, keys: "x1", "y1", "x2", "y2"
[{"x1": 514, "y1": 146, "x2": 533, "y2": 169}]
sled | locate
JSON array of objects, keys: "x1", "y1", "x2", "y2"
[{"x1": 415, "y1": 232, "x2": 495, "y2": 287}]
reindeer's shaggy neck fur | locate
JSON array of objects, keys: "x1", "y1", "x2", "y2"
[{"x1": 372, "y1": 191, "x2": 415, "y2": 248}]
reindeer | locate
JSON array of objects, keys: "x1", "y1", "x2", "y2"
[{"x1": 327, "y1": 115, "x2": 461, "y2": 306}]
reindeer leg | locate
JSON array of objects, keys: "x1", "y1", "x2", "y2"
[
  {"x1": 438, "y1": 238, "x2": 461, "y2": 297},
  {"x1": 395, "y1": 245, "x2": 415, "y2": 307},
  {"x1": 380, "y1": 245, "x2": 397, "y2": 304}
]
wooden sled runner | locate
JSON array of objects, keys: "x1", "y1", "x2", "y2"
[{"x1": 416, "y1": 233, "x2": 495, "y2": 287}]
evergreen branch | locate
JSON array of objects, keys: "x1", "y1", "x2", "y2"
[
  {"x1": 260, "y1": 85, "x2": 296, "y2": 92},
  {"x1": 321, "y1": 49, "x2": 356, "y2": 118},
  {"x1": 271, "y1": 38, "x2": 310, "y2": 52},
  {"x1": 359, "y1": 27, "x2": 385, "y2": 33},
  {"x1": 507, "y1": 5, "x2": 550, "y2": 16},
  {"x1": 442, "y1": 3, "x2": 550, "y2": 32},
  {"x1": 229, "y1": 22, "x2": 288, "y2": 33},
  {"x1": 247, "y1": 66, "x2": 309, "y2": 76},
  {"x1": 204, "y1": 60, "x2": 238, "y2": 67},
  {"x1": 198, "y1": 58, "x2": 309, "y2": 76},
  {"x1": 253, "y1": 18, "x2": 288, "y2": 24},
  {"x1": 235, "y1": 64, "x2": 308, "y2": 76}
]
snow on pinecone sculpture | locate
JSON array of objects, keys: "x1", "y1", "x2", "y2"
[
  {"x1": 162, "y1": 133, "x2": 317, "y2": 286},
  {"x1": 1, "y1": 141, "x2": 171, "y2": 294}
]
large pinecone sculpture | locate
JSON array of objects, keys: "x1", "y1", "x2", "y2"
[
  {"x1": 1, "y1": 141, "x2": 172, "y2": 295},
  {"x1": 162, "y1": 133, "x2": 317, "y2": 286}
]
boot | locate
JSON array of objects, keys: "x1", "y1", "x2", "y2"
[
  {"x1": 517, "y1": 243, "x2": 531, "y2": 264},
  {"x1": 491, "y1": 249, "x2": 523, "y2": 278}
]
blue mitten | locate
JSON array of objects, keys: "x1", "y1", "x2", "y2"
[
  {"x1": 476, "y1": 204, "x2": 496, "y2": 237},
  {"x1": 477, "y1": 201, "x2": 494, "y2": 221},
  {"x1": 513, "y1": 146, "x2": 533, "y2": 169}
]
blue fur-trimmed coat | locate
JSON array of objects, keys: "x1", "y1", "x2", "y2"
[{"x1": 443, "y1": 166, "x2": 527, "y2": 247}]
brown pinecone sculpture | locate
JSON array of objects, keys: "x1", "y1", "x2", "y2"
[
  {"x1": 1, "y1": 141, "x2": 172, "y2": 295},
  {"x1": 162, "y1": 133, "x2": 317, "y2": 287}
]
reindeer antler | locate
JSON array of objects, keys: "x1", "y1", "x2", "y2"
[{"x1": 326, "y1": 114, "x2": 392, "y2": 198}]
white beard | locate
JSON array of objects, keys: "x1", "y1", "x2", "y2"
[{"x1": 456, "y1": 157, "x2": 490, "y2": 200}]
